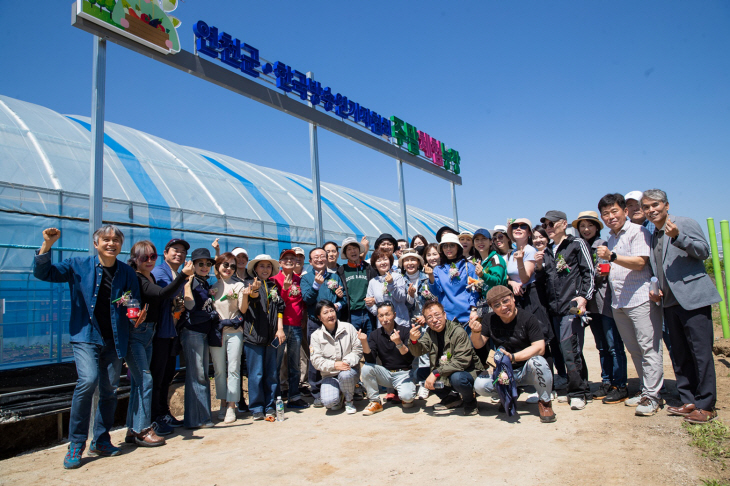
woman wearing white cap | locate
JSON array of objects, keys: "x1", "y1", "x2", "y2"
[
  {"x1": 458, "y1": 231, "x2": 478, "y2": 265},
  {"x1": 427, "y1": 234, "x2": 480, "y2": 333}
]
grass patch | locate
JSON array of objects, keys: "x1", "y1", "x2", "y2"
[
  {"x1": 684, "y1": 420, "x2": 730, "y2": 460},
  {"x1": 702, "y1": 480, "x2": 730, "y2": 486}
]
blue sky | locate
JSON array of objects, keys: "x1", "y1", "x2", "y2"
[{"x1": 1, "y1": 1, "x2": 729, "y2": 241}]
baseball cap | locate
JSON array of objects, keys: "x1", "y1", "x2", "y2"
[
  {"x1": 540, "y1": 210, "x2": 568, "y2": 224},
  {"x1": 231, "y1": 247, "x2": 248, "y2": 258},
  {"x1": 624, "y1": 191, "x2": 644, "y2": 203},
  {"x1": 164, "y1": 238, "x2": 190, "y2": 251}
]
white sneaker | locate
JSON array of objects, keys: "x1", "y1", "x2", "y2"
[
  {"x1": 625, "y1": 393, "x2": 643, "y2": 407},
  {"x1": 417, "y1": 386, "x2": 430, "y2": 400},
  {"x1": 345, "y1": 401, "x2": 356, "y2": 415},
  {"x1": 490, "y1": 394, "x2": 501, "y2": 403},
  {"x1": 525, "y1": 392, "x2": 539, "y2": 404},
  {"x1": 557, "y1": 394, "x2": 569, "y2": 403},
  {"x1": 224, "y1": 407, "x2": 237, "y2": 424},
  {"x1": 570, "y1": 397, "x2": 586, "y2": 410}
]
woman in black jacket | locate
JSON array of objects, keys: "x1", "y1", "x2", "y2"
[
  {"x1": 126, "y1": 240, "x2": 193, "y2": 446},
  {"x1": 243, "y1": 254, "x2": 286, "y2": 421}
]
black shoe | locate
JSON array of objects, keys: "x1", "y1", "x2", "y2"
[
  {"x1": 433, "y1": 394, "x2": 463, "y2": 411},
  {"x1": 592, "y1": 383, "x2": 611, "y2": 400},
  {"x1": 299, "y1": 387, "x2": 313, "y2": 398},
  {"x1": 463, "y1": 401, "x2": 479, "y2": 416},
  {"x1": 237, "y1": 401, "x2": 250, "y2": 414},
  {"x1": 602, "y1": 386, "x2": 629, "y2": 404},
  {"x1": 287, "y1": 398, "x2": 310, "y2": 409}
]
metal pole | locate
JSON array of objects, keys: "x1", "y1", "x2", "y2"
[
  {"x1": 450, "y1": 181, "x2": 459, "y2": 231},
  {"x1": 396, "y1": 160, "x2": 408, "y2": 242},
  {"x1": 721, "y1": 220, "x2": 730, "y2": 338},
  {"x1": 307, "y1": 71, "x2": 324, "y2": 247},
  {"x1": 707, "y1": 218, "x2": 729, "y2": 337},
  {"x1": 89, "y1": 36, "x2": 106, "y2": 254}
]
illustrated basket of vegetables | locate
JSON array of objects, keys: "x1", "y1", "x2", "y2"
[{"x1": 124, "y1": 10, "x2": 170, "y2": 49}]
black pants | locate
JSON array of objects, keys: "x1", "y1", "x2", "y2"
[
  {"x1": 552, "y1": 315, "x2": 589, "y2": 399},
  {"x1": 664, "y1": 305, "x2": 716, "y2": 410},
  {"x1": 150, "y1": 336, "x2": 178, "y2": 420},
  {"x1": 306, "y1": 319, "x2": 322, "y2": 398}
]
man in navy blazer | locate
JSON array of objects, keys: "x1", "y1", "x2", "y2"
[
  {"x1": 642, "y1": 189, "x2": 721, "y2": 424},
  {"x1": 33, "y1": 225, "x2": 141, "y2": 468}
]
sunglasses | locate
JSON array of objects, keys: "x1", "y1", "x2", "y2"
[
  {"x1": 491, "y1": 297, "x2": 513, "y2": 310},
  {"x1": 221, "y1": 262, "x2": 237, "y2": 270},
  {"x1": 493, "y1": 234, "x2": 508, "y2": 240},
  {"x1": 196, "y1": 261, "x2": 213, "y2": 268},
  {"x1": 138, "y1": 253, "x2": 158, "y2": 263},
  {"x1": 511, "y1": 223, "x2": 530, "y2": 231},
  {"x1": 542, "y1": 220, "x2": 562, "y2": 229}
]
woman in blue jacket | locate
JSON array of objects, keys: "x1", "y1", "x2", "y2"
[{"x1": 427, "y1": 233, "x2": 479, "y2": 333}]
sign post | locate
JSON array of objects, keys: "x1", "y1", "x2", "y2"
[
  {"x1": 451, "y1": 181, "x2": 459, "y2": 231},
  {"x1": 89, "y1": 35, "x2": 106, "y2": 254},
  {"x1": 307, "y1": 72, "x2": 324, "y2": 247},
  {"x1": 397, "y1": 160, "x2": 408, "y2": 242}
]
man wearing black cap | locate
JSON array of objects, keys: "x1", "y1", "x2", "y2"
[
  {"x1": 150, "y1": 238, "x2": 190, "y2": 432},
  {"x1": 539, "y1": 210, "x2": 595, "y2": 411}
]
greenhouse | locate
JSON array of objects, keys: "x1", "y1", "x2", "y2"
[{"x1": 0, "y1": 94, "x2": 476, "y2": 370}]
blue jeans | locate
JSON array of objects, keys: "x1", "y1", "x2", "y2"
[
  {"x1": 276, "y1": 325, "x2": 302, "y2": 402},
  {"x1": 180, "y1": 329, "x2": 211, "y2": 428},
  {"x1": 245, "y1": 342, "x2": 279, "y2": 414},
  {"x1": 434, "y1": 371, "x2": 476, "y2": 405},
  {"x1": 589, "y1": 313, "x2": 610, "y2": 384},
  {"x1": 475, "y1": 356, "x2": 553, "y2": 402},
  {"x1": 601, "y1": 314, "x2": 627, "y2": 387},
  {"x1": 306, "y1": 319, "x2": 322, "y2": 398},
  {"x1": 349, "y1": 309, "x2": 373, "y2": 336},
  {"x1": 126, "y1": 321, "x2": 156, "y2": 433},
  {"x1": 69, "y1": 339, "x2": 122, "y2": 444}
]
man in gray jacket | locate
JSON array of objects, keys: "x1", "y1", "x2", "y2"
[{"x1": 642, "y1": 189, "x2": 721, "y2": 424}]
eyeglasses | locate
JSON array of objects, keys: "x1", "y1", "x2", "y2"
[
  {"x1": 221, "y1": 263, "x2": 237, "y2": 270},
  {"x1": 196, "y1": 261, "x2": 213, "y2": 268},
  {"x1": 138, "y1": 253, "x2": 157, "y2": 263},
  {"x1": 424, "y1": 312, "x2": 444, "y2": 321},
  {"x1": 511, "y1": 223, "x2": 530, "y2": 231},
  {"x1": 491, "y1": 297, "x2": 513, "y2": 310}
]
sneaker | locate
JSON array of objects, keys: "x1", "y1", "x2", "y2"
[
  {"x1": 525, "y1": 392, "x2": 540, "y2": 404},
  {"x1": 402, "y1": 400, "x2": 414, "y2": 408},
  {"x1": 417, "y1": 386, "x2": 430, "y2": 400},
  {"x1": 635, "y1": 397, "x2": 660, "y2": 416},
  {"x1": 237, "y1": 402, "x2": 250, "y2": 414},
  {"x1": 89, "y1": 440, "x2": 121, "y2": 457},
  {"x1": 152, "y1": 420, "x2": 173, "y2": 436},
  {"x1": 353, "y1": 389, "x2": 365, "y2": 401},
  {"x1": 345, "y1": 401, "x2": 357, "y2": 415},
  {"x1": 363, "y1": 401, "x2": 383, "y2": 416},
  {"x1": 63, "y1": 442, "x2": 85, "y2": 469},
  {"x1": 224, "y1": 407, "x2": 237, "y2": 424},
  {"x1": 385, "y1": 392, "x2": 397, "y2": 401},
  {"x1": 217, "y1": 407, "x2": 226, "y2": 420},
  {"x1": 433, "y1": 394, "x2": 463, "y2": 411},
  {"x1": 557, "y1": 394, "x2": 569, "y2": 403},
  {"x1": 135, "y1": 427, "x2": 166, "y2": 447},
  {"x1": 252, "y1": 412, "x2": 265, "y2": 421},
  {"x1": 287, "y1": 398, "x2": 310, "y2": 409},
  {"x1": 330, "y1": 395, "x2": 345, "y2": 411},
  {"x1": 299, "y1": 387, "x2": 313, "y2": 398},
  {"x1": 603, "y1": 386, "x2": 629, "y2": 404},
  {"x1": 553, "y1": 375, "x2": 568, "y2": 390},
  {"x1": 463, "y1": 401, "x2": 479, "y2": 416},
  {"x1": 625, "y1": 393, "x2": 643, "y2": 407},
  {"x1": 199, "y1": 421, "x2": 215, "y2": 428},
  {"x1": 313, "y1": 397, "x2": 323, "y2": 408},
  {"x1": 570, "y1": 397, "x2": 586, "y2": 410},
  {"x1": 125, "y1": 429, "x2": 136, "y2": 444},
  {"x1": 592, "y1": 383, "x2": 611, "y2": 400},
  {"x1": 160, "y1": 414, "x2": 184, "y2": 428},
  {"x1": 491, "y1": 394, "x2": 501, "y2": 403},
  {"x1": 539, "y1": 400, "x2": 557, "y2": 423}
]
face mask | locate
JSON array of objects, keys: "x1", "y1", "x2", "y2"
[{"x1": 414, "y1": 245, "x2": 425, "y2": 255}]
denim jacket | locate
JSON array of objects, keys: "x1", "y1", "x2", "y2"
[{"x1": 32, "y1": 251, "x2": 140, "y2": 358}]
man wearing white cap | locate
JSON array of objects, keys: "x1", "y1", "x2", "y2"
[
  {"x1": 625, "y1": 191, "x2": 655, "y2": 234},
  {"x1": 336, "y1": 237, "x2": 379, "y2": 335}
]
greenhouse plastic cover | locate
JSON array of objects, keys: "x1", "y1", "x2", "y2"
[{"x1": 0, "y1": 94, "x2": 478, "y2": 369}]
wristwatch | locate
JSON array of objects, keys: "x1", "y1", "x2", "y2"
[
  {"x1": 609, "y1": 252, "x2": 617, "y2": 262},
  {"x1": 396, "y1": 343, "x2": 405, "y2": 350}
]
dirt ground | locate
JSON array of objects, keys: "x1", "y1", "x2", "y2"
[{"x1": 2, "y1": 333, "x2": 729, "y2": 485}]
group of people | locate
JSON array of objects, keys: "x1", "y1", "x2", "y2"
[{"x1": 33, "y1": 188, "x2": 721, "y2": 470}]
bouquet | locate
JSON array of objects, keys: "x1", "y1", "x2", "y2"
[
  {"x1": 268, "y1": 287, "x2": 279, "y2": 302},
  {"x1": 208, "y1": 287, "x2": 219, "y2": 298},
  {"x1": 220, "y1": 290, "x2": 238, "y2": 302},
  {"x1": 420, "y1": 284, "x2": 437, "y2": 301},
  {"x1": 112, "y1": 290, "x2": 133, "y2": 307},
  {"x1": 326, "y1": 279, "x2": 339, "y2": 290},
  {"x1": 495, "y1": 370, "x2": 510, "y2": 386},
  {"x1": 288, "y1": 285, "x2": 301, "y2": 297},
  {"x1": 449, "y1": 263, "x2": 460, "y2": 281},
  {"x1": 439, "y1": 352, "x2": 452, "y2": 365},
  {"x1": 555, "y1": 254, "x2": 571, "y2": 273}
]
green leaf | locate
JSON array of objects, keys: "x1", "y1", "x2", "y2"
[
  {"x1": 161, "y1": 0, "x2": 177, "y2": 12},
  {"x1": 169, "y1": 15, "x2": 180, "y2": 27}
]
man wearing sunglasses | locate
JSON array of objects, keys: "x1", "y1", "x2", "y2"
[
  {"x1": 539, "y1": 210, "x2": 594, "y2": 411},
  {"x1": 470, "y1": 285, "x2": 556, "y2": 423},
  {"x1": 408, "y1": 301, "x2": 483, "y2": 416}
]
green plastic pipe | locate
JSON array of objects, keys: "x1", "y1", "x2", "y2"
[
  {"x1": 708, "y1": 218, "x2": 729, "y2": 338},
  {"x1": 721, "y1": 220, "x2": 730, "y2": 338}
]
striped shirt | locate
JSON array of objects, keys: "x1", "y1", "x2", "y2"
[{"x1": 607, "y1": 221, "x2": 652, "y2": 309}]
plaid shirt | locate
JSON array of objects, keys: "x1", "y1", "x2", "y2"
[{"x1": 606, "y1": 221, "x2": 652, "y2": 309}]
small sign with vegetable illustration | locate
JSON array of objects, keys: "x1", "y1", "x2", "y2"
[{"x1": 77, "y1": 0, "x2": 181, "y2": 54}]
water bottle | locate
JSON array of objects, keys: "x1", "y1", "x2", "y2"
[
  {"x1": 275, "y1": 396, "x2": 285, "y2": 422},
  {"x1": 650, "y1": 277, "x2": 661, "y2": 306}
]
